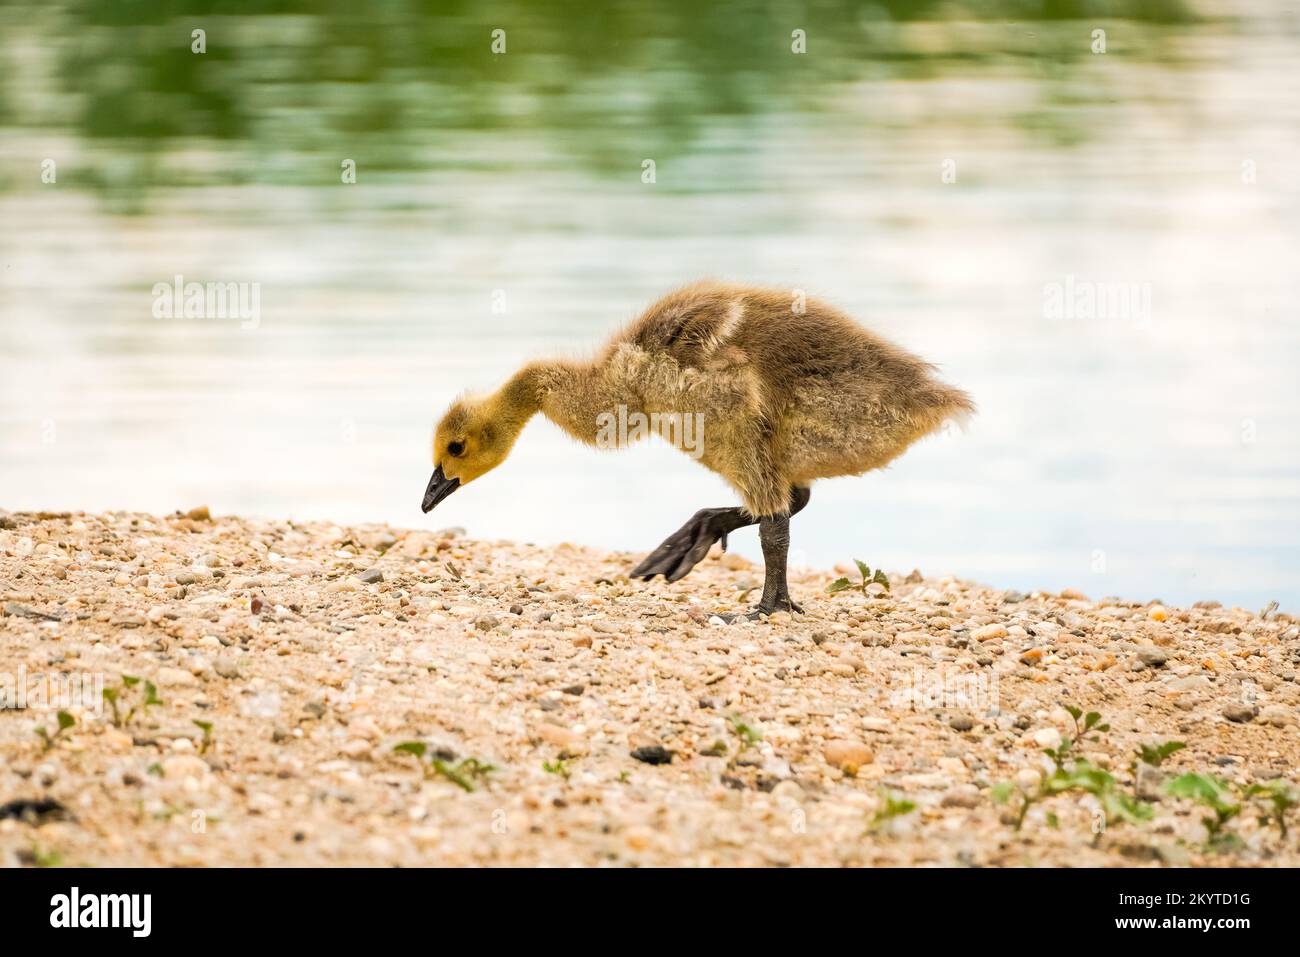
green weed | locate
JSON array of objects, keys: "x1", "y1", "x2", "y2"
[{"x1": 827, "y1": 559, "x2": 889, "y2": 597}]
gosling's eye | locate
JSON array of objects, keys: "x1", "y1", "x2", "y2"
[{"x1": 447, "y1": 441, "x2": 465, "y2": 457}]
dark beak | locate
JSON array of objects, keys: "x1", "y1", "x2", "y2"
[{"x1": 421, "y1": 466, "x2": 460, "y2": 513}]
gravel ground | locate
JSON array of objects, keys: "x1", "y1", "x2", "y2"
[{"x1": 1, "y1": 508, "x2": 1297, "y2": 867}]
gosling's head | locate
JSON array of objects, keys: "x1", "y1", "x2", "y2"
[{"x1": 421, "y1": 395, "x2": 515, "y2": 513}]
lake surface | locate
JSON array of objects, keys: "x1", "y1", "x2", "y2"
[{"x1": 1, "y1": 1, "x2": 1297, "y2": 609}]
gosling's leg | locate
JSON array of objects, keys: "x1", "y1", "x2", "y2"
[
  {"x1": 630, "y1": 507, "x2": 753, "y2": 583},
  {"x1": 631, "y1": 487, "x2": 810, "y2": 585},
  {"x1": 750, "y1": 512, "x2": 802, "y2": 617}
]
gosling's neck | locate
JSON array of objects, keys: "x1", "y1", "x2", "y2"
[
  {"x1": 487, "y1": 363, "x2": 546, "y2": 434},
  {"x1": 494, "y1": 358, "x2": 604, "y2": 445}
]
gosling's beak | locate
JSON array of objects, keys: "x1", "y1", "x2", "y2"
[{"x1": 421, "y1": 466, "x2": 460, "y2": 513}]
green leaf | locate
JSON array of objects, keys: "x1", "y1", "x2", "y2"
[
  {"x1": 1167, "y1": 772, "x2": 1239, "y2": 814},
  {"x1": 122, "y1": 675, "x2": 140, "y2": 687},
  {"x1": 1084, "y1": 711, "x2": 1101, "y2": 730},
  {"x1": 989, "y1": 782, "x2": 1016, "y2": 804},
  {"x1": 431, "y1": 759, "x2": 476, "y2": 792},
  {"x1": 854, "y1": 559, "x2": 872, "y2": 582},
  {"x1": 393, "y1": 741, "x2": 427, "y2": 758},
  {"x1": 1064, "y1": 705, "x2": 1083, "y2": 720},
  {"x1": 57, "y1": 711, "x2": 75, "y2": 731},
  {"x1": 826, "y1": 577, "x2": 853, "y2": 595},
  {"x1": 1138, "y1": 740, "x2": 1185, "y2": 767},
  {"x1": 870, "y1": 789, "x2": 916, "y2": 829},
  {"x1": 871, "y1": 569, "x2": 890, "y2": 591},
  {"x1": 192, "y1": 719, "x2": 213, "y2": 734}
]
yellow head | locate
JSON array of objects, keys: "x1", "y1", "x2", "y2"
[{"x1": 421, "y1": 382, "x2": 536, "y2": 513}]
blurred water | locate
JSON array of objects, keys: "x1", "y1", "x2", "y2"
[{"x1": 1, "y1": 2, "x2": 1297, "y2": 609}]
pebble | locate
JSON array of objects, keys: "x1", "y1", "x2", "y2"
[
  {"x1": 356, "y1": 567, "x2": 384, "y2": 584},
  {"x1": 630, "y1": 744, "x2": 673, "y2": 765},
  {"x1": 823, "y1": 740, "x2": 874, "y2": 772},
  {"x1": 1032, "y1": 727, "x2": 1062, "y2": 749},
  {"x1": 535, "y1": 723, "x2": 587, "y2": 755},
  {"x1": 213, "y1": 657, "x2": 241, "y2": 681},
  {"x1": 971, "y1": 624, "x2": 1007, "y2": 642},
  {"x1": 941, "y1": 789, "x2": 981, "y2": 808},
  {"x1": 1137, "y1": 645, "x2": 1169, "y2": 667},
  {"x1": 1259, "y1": 704, "x2": 1292, "y2": 728},
  {"x1": 340, "y1": 739, "x2": 373, "y2": 760},
  {"x1": 1222, "y1": 703, "x2": 1258, "y2": 723},
  {"x1": 157, "y1": 667, "x2": 199, "y2": 688}
]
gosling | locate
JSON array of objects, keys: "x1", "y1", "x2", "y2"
[{"x1": 422, "y1": 281, "x2": 973, "y2": 620}]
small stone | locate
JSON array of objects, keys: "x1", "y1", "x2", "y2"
[
  {"x1": 941, "y1": 789, "x2": 981, "y2": 808},
  {"x1": 185, "y1": 505, "x2": 211, "y2": 521},
  {"x1": 1032, "y1": 727, "x2": 1062, "y2": 749},
  {"x1": 4, "y1": 602, "x2": 61, "y2": 622},
  {"x1": 630, "y1": 745, "x2": 673, "y2": 765},
  {"x1": 823, "y1": 739, "x2": 874, "y2": 772},
  {"x1": 157, "y1": 667, "x2": 198, "y2": 688},
  {"x1": 624, "y1": 826, "x2": 653, "y2": 851},
  {"x1": 949, "y1": 714, "x2": 974, "y2": 732},
  {"x1": 340, "y1": 738, "x2": 372, "y2": 760},
  {"x1": 101, "y1": 728, "x2": 134, "y2": 751},
  {"x1": 971, "y1": 624, "x2": 1007, "y2": 642},
  {"x1": 1148, "y1": 604, "x2": 1168, "y2": 622},
  {"x1": 474, "y1": 615, "x2": 500, "y2": 632},
  {"x1": 1222, "y1": 703, "x2": 1258, "y2": 723},
  {"x1": 1137, "y1": 645, "x2": 1169, "y2": 667},
  {"x1": 1259, "y1": 704, "x2": 1292, "y2": 728},
  {"x1": 536, "y1": 723, "x2": 587, "y2": 755},
  {"x1": 356, "y1": 567, "x2": 384, "y2": 584}
]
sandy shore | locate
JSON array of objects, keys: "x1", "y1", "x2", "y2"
[{"x1": 0, "y1": 508, "x2": 1296, "y2": 867}]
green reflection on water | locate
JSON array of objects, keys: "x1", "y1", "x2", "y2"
[{"x1": 1, "y1": 0, "x2": 1199, "y2": 205}]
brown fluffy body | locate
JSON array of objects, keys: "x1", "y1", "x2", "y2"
[{"x1": 434, "y1": 281, "x2": 973, "y2": 516}]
